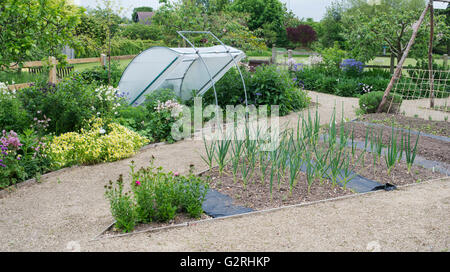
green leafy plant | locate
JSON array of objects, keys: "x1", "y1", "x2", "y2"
[
  {"x1": 359, "y1": 91, "x2": 403, "y2": 114},
  {"x1": 105, "y1": 175, "x2": 137, "y2": 233},
  {"x1": 384, "y1": 125, "x2": 400, "y2": 174},
  {"x1": 404, "y1": 129, "x2": 420, "y2": 173}
]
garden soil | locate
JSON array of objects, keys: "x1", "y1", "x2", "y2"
[{"x1": 1, "y1": 92, "x2": 449, "y2": 252}]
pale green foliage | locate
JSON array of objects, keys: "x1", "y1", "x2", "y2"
[
  {"x1": 0, "y1": 0, "x2": 82, "y2": 68},
  {"x1": 341, "y1": 0, "x2": 449, "y2": 63}
]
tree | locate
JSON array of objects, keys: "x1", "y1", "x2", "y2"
[
  {"x1": 286, "y1": 24, "x2": 318, "y2": 48},
  {"x1": 318, "y1": 1, "x2": 346, "y2": 49},
  {"x1": 132, "y1": 6, "x2": 154, "y2": 23},
  {"x1": 0, "y1": 0, "x2": 81, "y2": 69},
  {"x1": 342, "y1": 0, "x2": 448, "y2": 72},
  {"x1": 230, "y1": 0, "x2": 286, "y2": 45}
]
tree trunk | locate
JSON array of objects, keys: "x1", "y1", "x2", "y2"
[
  {"x1": 390, "y1": 54, "x2": 395, "y2": 74},
  {"x1": 428, "y1": 2, "x2": 435, "y2": 108}
]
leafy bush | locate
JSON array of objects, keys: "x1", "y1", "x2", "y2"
[
  {"x1": 17, "y1": 76, "x2": 124, "y2": 135},
  {"x1": 340, "y1": 59, "x2": 365, "y2": 77},
  {"x1": 203, "y1": 65, "x2": 310, "y2": 116},
  {"x1": 105, "y1": 175, "x2": 137, "y2": 233},
  {"x1": 77, "y1": 61, "x2": 124, "y2": 87},
  {"x1": 106, "y1": 160, "x2": 209, "y2": 232},
  {"x1": 0, "y1": 83, "x2": 30, "y2": 133},
  {"x1": 319, "y1": 42, "x2": 348, "y2": 73},
  {"x1": 0, "y1": 129, "x2": 51, "y2": 189},
  {"x1": 335, "y1": 78, "x2": 360, "y2": 97},
  {"x1": 295, "y1": 66, "x2": 392, "y2": 97},
  {"x1": 119, "y1": 23, "x2": 162, "y2": 41},
  {"x1": 359, "y1": 91, "x2": 403, "y2": 114},
  {"x1": 46, "y1": 118, "x2": 149, "y2": 168}
]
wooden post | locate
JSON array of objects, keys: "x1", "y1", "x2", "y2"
[
  {"x1": 443, "y1": 54, "x2": 448, "y2": 69},
  {"x1": 271, "y1": 44, "x2": 277, "y2": 64},
  {"x1": 377, "y1": 3, "x2": 430, "y2": 113},
  {"x1": 428, "y1": 0, "x2": 435, "y2": 108},
  {"x1": 48, "y1": 56, "x2": 58, "y2": 84},
  {"x1": 100, "y1": 54, "x2": 107, "y2": 68}
]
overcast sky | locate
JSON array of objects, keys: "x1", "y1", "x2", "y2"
[
  {"x1": 75, "y1": 0, "x2": 334, "y2": 21},
  {"x1": 75, "y1": 0, "x2": 448, "y2": 22}
]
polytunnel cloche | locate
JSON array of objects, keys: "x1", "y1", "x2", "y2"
[{"x1": 118, "y1": 45, "x2": 246, "y2": 105}]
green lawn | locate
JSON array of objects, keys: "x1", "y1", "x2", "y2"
[
  {"x1": 367, "y1": 56, "x2": 444, "y2": 66},
  {"x1": 73, "y1": 58, "x2": 132, "y2": 72}
]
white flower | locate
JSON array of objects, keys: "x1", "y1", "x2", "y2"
[{"x1": 99, "y1": 128, "x2": 106, "y2": 135}]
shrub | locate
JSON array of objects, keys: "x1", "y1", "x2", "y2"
[
  {"x1": 0, "y1": 83, "x2": 30, "y2": 133},
  {"x1": 340, "y1": 59, "x2": 365, "y2": 77},
  {"x1": 120, "y1": 23, "x2": 162, "y2": 41},
  {"x1": 335, "y1": 78, "x2": 360, "y2": 97},
  {"x1": 359, "y1": 91, "x2": 403, "y2": 114},
  {"x1": 17, "y1": 76, "x2": 125, "y2": 135},
  {"x1": 105, "y1": 175, "x2": 137, "y2": 233},
  {"x1": 319, "y1": 42, "x2": 348, "y2": 73},
  {"x1": 106, "y1": 160, "x2": 209, "y2": 232},
  {"x1": 295, "y1": 66, "x2": 392, "y2": 97},
  {"x1": 0, "y1": 129, "x2": 51, "y2": 189},
  {"x1": 202, "y1": 68, "x2": 251, "y2": 108},
  {"x1": 77, "y1": 61, "x2": 124, "y2": 87},
  {"x1": 147, "y1": 100, "x2": 183, "y2": 143},
  {"x1": 203, "y1": 65, "x2": 310, "y2": 116},
  {"x1": 46, "y1": 118, "x2": 149, "y2": 168}
]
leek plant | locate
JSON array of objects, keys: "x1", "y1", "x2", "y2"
[
  {"x1": 404, "y1": 129, "x2": 420, "y2": 173},
  {"x1": 313, "y1": 144, "x2": 330, "y2": 184},
  {"x1": 201, "y1": 136, "x2": 216, "y2": 170},
  {"x1": 304, "y1": 151, "x2": 315, "y2": 194},
  {"x1": 384, "y1": 125, "x2": 400, "y2": 174},
  {"x1": 230, "y1": 135, "x2": 244, "y2": 183},
  {"x1": 214, "y1": 139, "x2": 231, "y2": 175},
  {"x1": 288, "y1": 151, "x2": 302, "y2": 194},
  {"x1": 340, "y1": 152, "x2": 356, "y2": 189}
]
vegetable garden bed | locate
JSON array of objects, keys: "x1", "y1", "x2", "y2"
[{"x1": 100, "y1": 109, "x2": 447, "y2": 237}]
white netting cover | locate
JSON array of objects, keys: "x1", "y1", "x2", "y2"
[{"x1": 118, "y1": 45, "x2": 245, "y2": 105}]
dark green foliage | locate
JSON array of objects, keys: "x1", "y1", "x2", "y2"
[
  {"x1": 359, "y1": 91, "x2": 403, "y2": 114},
  {"x1": 77, "y1": 61, "x2": 124, "y2": 87},
  {"x1": 203, "y1": 65, "x2": 310, "y2": 116},
  {"x1": 106, "y1": 161, "x2": 209, "y2": 232},
  {"x1": 0, "y1": 92, "x2": 30, "y2": 133},
  {"x1": 17, "y1": 77, "x2": 98, "y2": 135},
  {"x1": 105, "y1": 175, "x2": 137, "y2": 233},
  {"x1": 120, "y1": 23, "x2": 162, "y2": 41},
  {"x1": 294, "y1": 66, "x2": 392, "y2": 97}
]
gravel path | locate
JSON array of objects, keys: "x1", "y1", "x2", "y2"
[{"x1": 1, "y1": 92, "x2": 448, "y2": 252}]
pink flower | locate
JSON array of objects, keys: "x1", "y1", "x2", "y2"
[
  {"x1": 135, "y1": 180, "x2": 141, "y2": 186},
  {"x1": 174, "y1": 172, "x2": 179, "y2": 177}
]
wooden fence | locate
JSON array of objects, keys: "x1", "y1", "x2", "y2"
[
  {"x1": 6, "y1": 54, "x2": 136, "y2": 90},
  {"x1": 8, "y1": 54, "x2": 136, "y2": 69}
]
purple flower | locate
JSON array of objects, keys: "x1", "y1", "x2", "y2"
[{"x1": 255, "y1": 93, "x2": 262, "y2": 96}]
